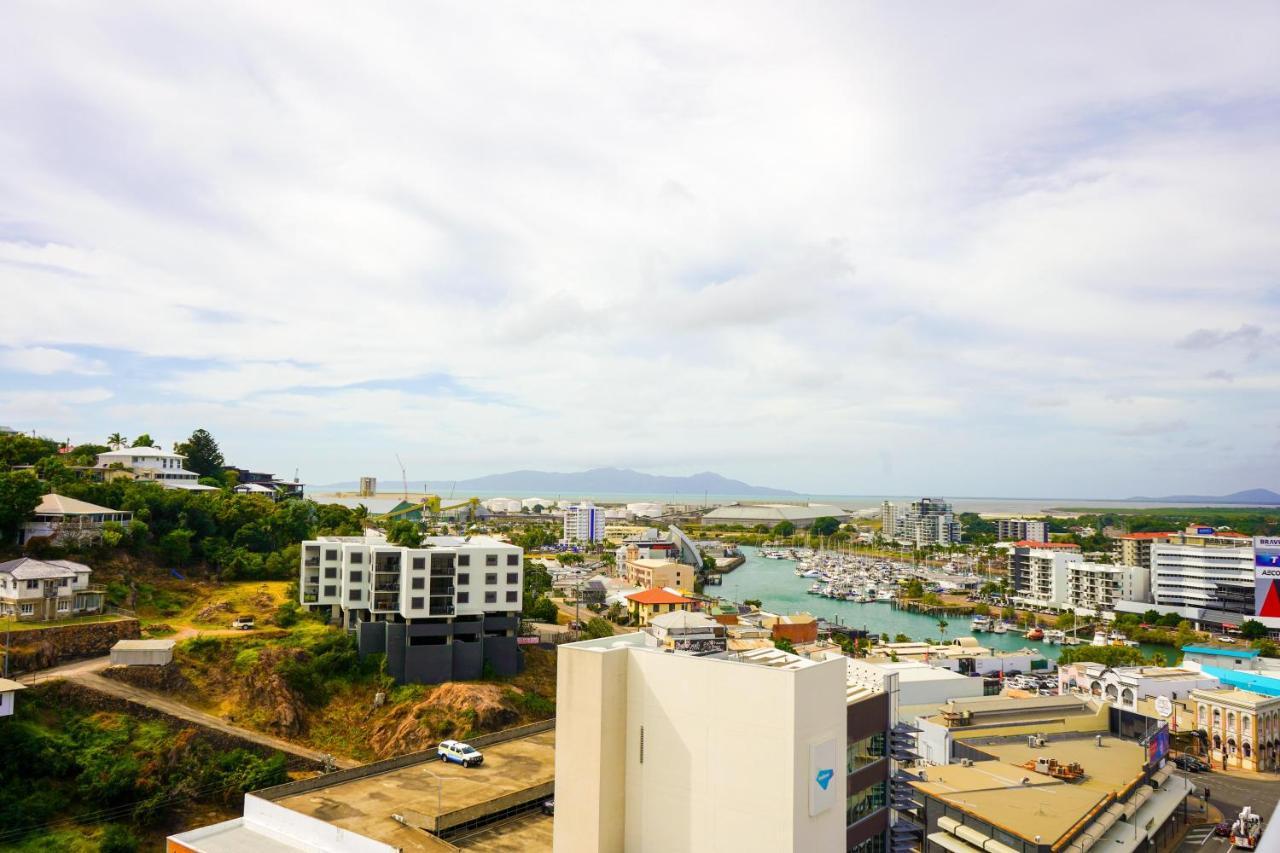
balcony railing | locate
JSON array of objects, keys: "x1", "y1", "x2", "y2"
[
  {"x1": 373, "y1": 582, "x2": 401, "y2": 593},
  {"x1": 429, "y1": 603, "x2": 455, "y2": 616},
  {"x1": 304, "y1": 558, "x2": 320, "y2": 568},
  {"x1": 303, "y1": 593, "x2": 318, "y2": 603}
]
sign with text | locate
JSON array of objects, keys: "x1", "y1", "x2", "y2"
[{"x1": 1255, "y1": 537, "x2": 1280, "y2": 618}]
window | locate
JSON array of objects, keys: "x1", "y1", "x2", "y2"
[
  {"x1": 486, "y1": 573, "x2": 497, "y2": 585},
  {"x1": 847, "y1": 732, "x2": 886, "y2": 772},
  {"x1": 486, "y1": 554, "x2": 498, "y2": 566},
  {"x1": 412, "y1": 557, "x2": 426, "y2": 570},
  {"x1": 458, "y1": 591, "x2": 470, "y2": 604},
  {"x1": 349, "y1": 590, "x2": 362, "y2": 602},
  {"x1": 411, "y1": 597, "x2": 424, "y2": 609},
  {"x1": 350, "y1": 571, "x2": 363, "y2": 583},
  {"x1": 324, "y1": 567, "x2": 337, "y2": 578},
  {"x1": 20, "y1": 603, "x2": 33, "y2": 615},
  {"x1": 26, "y1": 579, "x2": 38, "y2": 589},
  {"x1": 506, "y1": 591, "x2": 517, "y2": 603},
  {"x1": 59, "y1": 578, "x2": 69, "y2": 587},
  {"x1": 325, "y1": 549, "x2": 337, "y2": 561},
  {"x1": 57, "y1": 600, "x2": 70, "y2": 612},
  {"x1": 507, "y1": 554, "x2": 519, "y2": 566},
  {"x1": 458, "y1": 554, "x2": 470, "y2": 566},
  {"x1": 849, "y1": 832, "x2": 886, "y2": 853},
  {"x1": 846, "y1": 781, "x2": 886, "y2": 826},
  {"x1": 323, "y1": 585, "x2": 336, "y2": 597},
  {"x1": 350, "y1": 552, "x2": 364, "y2": 564},
  {"x1": 485, "y1": 591, "x2": 497, "y2": 604},
  {"x1": 506, "y1": 572, "x2": 519, "y2": 584},
  {"x1": 411, "y1": 577, "x2": 425, "y2": 590},
  {"x1": 458, "y1": 573, "x2": 470, "y2": 585}
]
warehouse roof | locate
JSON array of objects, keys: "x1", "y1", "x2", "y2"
[
  {"x1": 700, "y1": 503, "x2": 848, "y2": 523},
  {"x1": 1182, "y1": 645, "x2": 1260, "y2": 659},
  {"x1": 112, "y1": 639, "x2": 177, "y2": 652}
]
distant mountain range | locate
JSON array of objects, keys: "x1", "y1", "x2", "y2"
[
  {"x1": 1126, "y1": 488, "x2": 1280, "y2": 505},
  {"x1": 318, "y1": 467, "x2": 797, "y2": 497}
]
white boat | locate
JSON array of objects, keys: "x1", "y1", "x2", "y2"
[
  {"x1": 800, "y1": 569, "x2": 825, "y2": 579},
  {"x1": 970, "y1": 615, "x2": 993, "y2": 632},
  {"x1": 1091, "y1": 631, "x2": 1108, "y2": 646},
  {"x1": 992, "y1": 621, "x2": 1009, "y2": 634},
  {"x1": 1043, "y1": 629, "x2": 1066, "y2": 645}
]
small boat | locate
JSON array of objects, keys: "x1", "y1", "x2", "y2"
[
  {"x1": 1091, "y1": 631, "x2": 1108, "y2": 646},
  {"x1": 1043, "y1": 629, "x2": 1065, "y2": 645},
  {"x1": 1025, "y1": 627, "x2": 1044, "y2": 641},
  {"x1": 992, "y1": 621, "x2": 1009, "y2": 634},
  {"x1": 970, "y1": 615, "x2": 993, "y2": 633}
]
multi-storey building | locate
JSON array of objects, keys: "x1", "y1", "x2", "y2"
[
  {"x1": 623, "y1": 558, "x2": 694, "y2": 592},
  {"x1": 886, "y1": 498, "x2": 962, "y2": 546},
  {"x1": 995, "y1": 518, "x2": 1047, "y2": 543},
  {"x1": 223, "y1": 467, "x2": 304, "y2": 500},
  {"x1": 94, "y1": 446, "x2": 216, "y2": 491},
  {"x1": 298, "y1": 533, "x2": 523, "y2": 684},
  {"x1": 1149, "y1": 530, "x2": 1254, "y2": 615},
  {"x1": 1066, "y1": 561, "x2": 1149, "y2": 614},
  {"x1": 1112, "y1": 531, "x2": 1173, "y2": 570},
  {"x1": 552, "y1": 632, "x2": 900, "y2": 853},
  {"x1": 562, "y1": 502, "x2": 605, "y2": 543},
  {"x1": 1009, "y1": 543, "x2": 1082, "y2": 609},
  {"x1": 880, "y1": 501, "x2": 899, "y2": 540},
  {"x1": 1192, "y1": 686, "x2": 1280, "y2": 771},
  {"x1": 0, "y1": 558, "x2": 105, "y2": 621}
]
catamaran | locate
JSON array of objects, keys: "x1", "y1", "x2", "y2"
[{"x1": 970, "y1": 615, "x2": 993, "y2": 632}]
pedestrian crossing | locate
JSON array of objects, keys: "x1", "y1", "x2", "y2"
[{"x1": 1185, "y1": 826, "x2": 1217, "y2": 846}]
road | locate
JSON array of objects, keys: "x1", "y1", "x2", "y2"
[
  {"x1": 1176, "y1": 766, "x2": 1279, "y2": 853},
  {"x1": 17, "y1": 648, "x2": 358, "y2": 770}
]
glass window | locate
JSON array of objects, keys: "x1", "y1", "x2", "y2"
[
  {"x1": 349, "y1": 589, "x2": 362, "y2": 602},
  {"x1": 506, "y1": 591, "x2": 517, "y2": 603},
  {"x1": 350, "y1": 571, "x2": 363, "y2": 583},
  {"x1": 20, "y1": 603, "x2": 33, "y2": 615},
  {"x1": 458, "y1": 573, "x2": 470, "y2": 585},
  {"x1": 507, "y1": 554, "x2": 519, "y2": 566},
  {"x1": 458, "y1": 591, "x2": 470, "y2": 604},
  {"x1": 846, "y1": 781, "x2": 886, "y2": 826},
  {"x1": 849, "y1": 832, "x2": 886, "y2": 853},
  {"x1": 485, "y1": 591, "x2": 497, "y2": 604},
  {"x1": 324, "y1": 567, "x2": 337, "y2": 578},
  {"x1": 325, "y1": 549, "x2": 337, "y2": 560},
  {"x1": 350, "y1": 552, "x2": 364, "y2": 564},
  {"x1": 486, "y1": 555, "x2": 498, "y2": 566},
  {"x1": 411, "y1": 577, "x2": 424, "y2": 590},
  {"x1": 412, "y1": 557, "x2": 426, "y2": 570},
  {"x1": 506, "y1": 572, "x2": 519, "y2": 584},
  {"x1": 411, "y1": 597, "x2": 424, "y2": 609},
  {"x1": 323, "y1": 585, "x2": 336, "y2": 597},
  {"x1": 486, "y1": 573, "x2": 497, "y2": 585},
  {"x1": 847, "y1": 732, "x2": 887, "y2": 772},
  {"x1": 458, "y1": 555, "x2": 470, "y2": 566}
]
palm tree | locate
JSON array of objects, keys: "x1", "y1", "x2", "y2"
[
  {"x1": 106, "y1": 432, "x2": 126, "y2": 449},
  {"x1": 937, "y1": 617, "x2": 949, "y2": 642}
]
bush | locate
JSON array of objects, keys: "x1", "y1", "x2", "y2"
[
  {"x1": 583, "y1": 618, "x2": 613, "y2": 639},
  {"x1": 99, "y1": 823, "x2": 139, "y2": 853}
]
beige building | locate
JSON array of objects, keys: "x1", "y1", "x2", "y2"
[
  {"x1": 0, "y1": 558, "x2": 105, "y2": 621},
  {"x1": 1112, "y1": 532, "x2": 1171, "y2": 569},
  {"x1": 624, "y1": 557, "x2": 693, "y2": 592},
  {"x1": 1192, "y1": 687, "x2": 1280, "y2": 771}
]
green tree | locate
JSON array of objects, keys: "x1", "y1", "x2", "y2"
[
  {"x1": 0, "y1": 471, "x2": 43, "y2": 543},
  {"x1": 158, "y1": 528, "x2": 194, "y2": 566},
  {"x1": 903, "y1": 578, "x2": 925, "y2": 598},
  {"x1": 774, "y1": 637, "x2": 796, "y2": 653},
  {"x1": 524, "y1": 596, "x2": 559, "y2": 623},
  {"x1": 811, "y1": 517, "x2": 841, "y2": 537},
  {"x1": 106, "y1": 432, "x2": 126, "y2": 448},
  {"x1": 99, "y1": 823, "x2": 139, "y2": 853},
  {"x1": 1240, "y1": 619, "x2": 1267, "y2": 641},
  {"x1": 583, "y1": 618, "x2": 614, "y2": 639},
  {"x1": 385, "y1": 520, "x2": 423, "y2": 548},
  {"x1": 131, "y1": 433, "x2": 155, "y2": 448},
  {"x1": 894, "y1": 633, "x2": 911, "y2": 643},
  {"x1": 1058, "y1": 645, "x2": 1146, "y2": 667},
  {"x1": 174, "y1": 428, "x2": 225, "y2": 479},
  {"x1": 937, "y1": 618, "x2": 949, "y2": 641},
  {"x1": 771, "y1": 521, "x2": 796, "y2": 538}
]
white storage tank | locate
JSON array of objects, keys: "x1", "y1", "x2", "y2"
[{"x1": 110, "y1": 639, "x2": 176, "y2": 667}]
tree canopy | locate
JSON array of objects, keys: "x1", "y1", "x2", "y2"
[
  {"x1": 810, "y1": 517, "x2": 840, "y2": 537},
  {"x1": 174, "y1": 429, "x2": 225, "y2": 479}
]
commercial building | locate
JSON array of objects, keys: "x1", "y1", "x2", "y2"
[
  {"x1": 996, "y1": 518, "x2": 1048, "y2": 543},
  {"x1": 846, "y1": 659, "x2": 985, "y2": 715},
  {"x1": 94, "y1": 446, "x2": 218, "y2": 491},
  {"x1": 884, "y1": 498, "x2": 962, "y2": 546},
  {"x1": 914, "y1": 694, "x2": 1109, "y2": 765},
  {"x1": 1180, "y1": 645, "x2": 1280, "y2": 698},
  {"x1": 1112, "y1": 532, "x2": 1173, "y2": 570},
  {"x1": 562, "y1": 502, "x2": 605, "y2": 543},
  {"x1": 552, "y1": 631, "x2": 898, "y2": 853},
  {"x1": 0, "y1": 558, "x2": 105, "y2": 621},
  {"x1": 699, "y1": 503, "x2": 850, "y2": 530},
  {"x1": 168, "y1": 725, "x2": 557, "y2": 851},
  {"x1": 1149, "y1": 529, "x2": 1254, "y2": 615},
  {"x1": 1066, "y1": 561, "x2": 1149, "y2": 615},
  {"x1": 1057, "y1": 664, "x2": 1218, "y2": 711},
  {"x1": 1191, "y1": 687, "x2": 1280, "y2": 771},
  {"x1": 18, "y1": 493, "x2": 132, "y2": 546},
  {"x1": 298, "y1": 533, "x2": 523, "y2": 684},
  {"x1": 623, "y1": 558, "x2": 694, "y2": 592},
  {"x1": 645, "y1": 610, "x2": 727, "y2": 654}
]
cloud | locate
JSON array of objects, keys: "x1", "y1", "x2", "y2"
[
  {"x1": 1176, "y1": 324, "x2": 1262, "y2": 350},
  {"x1": 0, "y1": 346, "x2": 108, "y2": 375}
]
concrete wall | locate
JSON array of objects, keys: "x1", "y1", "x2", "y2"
[
  {"x1": 4, "y1": 618, "x2": 141, "y2": 674},
  {"x1": 357, "y1": 618, "x2": 522, "y2": 684}
]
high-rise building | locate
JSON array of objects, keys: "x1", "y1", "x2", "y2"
[
  {"x1": 1066, "y1": 561, "x2": 1149, "y2": 614},
  {"x1": 1111, "y1": 531, "x2": 1173, "y2": 570},
  {"x1": 298, "y1": 533, "x2": 523, "y2": 684},
  {"x1": 1149, "y1": 529, "x2": 1255, "y2": 616},
  {"x1": 563, "y1": 501, "x2": 605, "y2": 543},
  {"x1": 552, "y1": 633, "x2": 903, "y2": 853},
  {"x1": 995, "y1": 518, "x2": 1047, "y2": 543},
  {"x1": 887, "y1": 498, "x2": 962, "y2": 546},
  {"x1": 880, "y1": 501, "x2": 899, "y2": 539},
  {"x1": 1007, "y1": 542, "x2": 1080, "y2": 608}
]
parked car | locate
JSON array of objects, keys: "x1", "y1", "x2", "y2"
[
  {"x1": 232, "y1": 615, "x2": 255, "y2": 630},
  {"x1": 1173, "y1": 754, "x2": 1211, "y2": 773},
  {"x1": 1214, "y1": 822, "x2": 1232, "y2": 837},
  {"x1": 541, "y1": 798, "x2": 555, "y2": 815},
  {"x1": 437, "y1": 740, "x2": 484, "y2": 767}
]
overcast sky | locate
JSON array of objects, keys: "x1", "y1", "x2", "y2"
[{"x1": 2, "y1": 3, "x2": 1279, "y2": 497}]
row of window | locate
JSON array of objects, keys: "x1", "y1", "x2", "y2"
[
  {"x1": 1, "y1": 578, "x2": 72, "y2": 590},
  {"x1": 846, "y1": 780, "x2": 886, "y2": 827},
  {"x1": 319, "y1": 551, "x2": 519, "y2": 567},
  {"x1": 339, "y1": 588, "x2": 519, "y2": 606},
  {"x1": 323, "y1": 570, "x2": 519, "y2": 586},
  {"x1": 847, "y1": 731, "x2": 887, "y2": 772}
]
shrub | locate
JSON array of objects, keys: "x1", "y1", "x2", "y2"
[{"x1": 99, "y1": 823, "x2": 139, "y2": 853}]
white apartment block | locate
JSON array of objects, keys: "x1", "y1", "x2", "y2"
[
  {"x1": 1150, "y1": 535, "x2": 1255, "y2": 617},
  {"x1": 299, "y1": 533, "x2": 523, "y2": 684},
  {"x1": 995, "y1": 518, "x2": 1047, "y2": 543},
  {"x1": 884, "y1": 498, "x2": 962, "y2": 546},
  {"x1": 1012, "y1": 547, "x2": 1081, "y2": 609},
  {"x1": 0, "y1": 558, "x2": 106, "y2": 621},
  {"x1": 95, "y1": 446, "x2": 217, "y2": 491},
  {"x1": 1066, "y1": 561, "x2": 1149, "y2": 615},
  {"x1": 562, "y1": 502, "x2": 605, "y2": 543}
]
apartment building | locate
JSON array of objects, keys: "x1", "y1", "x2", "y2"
[
  {"x1": 298, "y1": 533, "x2": 523, "y2": 684},
  {"x1": 552, "y1": 632, "x2": 899, "y2": 853},
  {"x1": 563, "y1": 502, "x2": 605, "y2": 543},
  {"x1": 885, "y1": 498, "x2": 962, "y2": 546},
  {"x1": 94, "y1": 446, "x2": 217, "y2": 491},
  {"x1": 1008, "y1": 541, "x2": 1079, "y2": 605},
  {"x1": 623, "y1": 558, "x2": 693, "y2": 592},
  {"x1": 0, "y1": 558, "x2": 105, "y2": 621},
  {"x1": 1112, "y1": 531, "x2": 1173, "y2": 570},
  {"x1": 995, "y1": 518, "x2": 1047, "y2": 543},
  {"x1": 18, "y1": 493, "x2": 132, "y2": 546},
  {"x1": 1066, "y1": 561, "x2": 1149, "y2": 615},
  {"x1": 1011, "y1": 544, "x2": 1082, "y2": 609}
]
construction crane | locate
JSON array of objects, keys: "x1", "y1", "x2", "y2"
[{"x1": 395, "y1": 453, "x2": 408, "y2": 501}]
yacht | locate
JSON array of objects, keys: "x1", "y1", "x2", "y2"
[
  {"x1": 1025, "y1": 626, "x2": 1044, "y2": 641},
  {"x1": 970, "y1": 615, "x2": 993, "y2": 632},
  {"x1": 1091, "y1": 631, "x2": 1109, "y2": 646},
  {"x1": 992, "y1": 621, "x2": 1009, "y2": 634},
  {"x1": 1043, "y1": 629, "x2": 1066, "y2": 645}
]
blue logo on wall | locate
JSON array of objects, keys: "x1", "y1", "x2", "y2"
[{"x1": 815, "y1": 768, "x2": 834, "y2": 790}]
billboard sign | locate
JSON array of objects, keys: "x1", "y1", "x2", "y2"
[
  {"x1": 1147, "y1": 724, "x2": 1169, "y2": 767},
  {"x1": 809, "y1": 739, "x2": 838, "y2": 816},
  {"x1": 1197, "y1": 527, "x2": 1216, "y2": 536},
  {"x1": 1255, "y1": 537, "x2": 1280, "y2": 618}
]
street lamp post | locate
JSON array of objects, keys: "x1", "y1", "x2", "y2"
[{"x1": 423, "y1": 767, "x2": 443, "y2": 814}]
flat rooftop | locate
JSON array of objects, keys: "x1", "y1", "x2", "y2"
[
  {"x1": 913, "y1": 735, "x2": 1147, "y2": 846},
  {"x1": 453, "y1": 812, "x2": 553, "y2": 851},
  {"x1": 272, "y1": 729, "x2": 556, "y2": 850}
]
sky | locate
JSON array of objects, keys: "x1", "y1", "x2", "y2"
[{"x1": 2, "y1": 3, "x2": 1279, "y2": 497}]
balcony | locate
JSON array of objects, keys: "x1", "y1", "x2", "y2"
[
  {"x1": 373, "y1": 581, "x2": 401, "y2": 593},
  {"x1": 429, "y1": 602, "x2": 455, "y2": 616},
  {"x1": 304, "y1": 558, "x2": 320, "y2": 568},
  {"x1": 303, "y1": 592, "x2": 319, "y2": 603},
  {"x1": 372, "y1": 594, "x2": 399, "y2": 611},
  {"x1": 429, "y1": 585, "x2": 455, "y2": 597}
]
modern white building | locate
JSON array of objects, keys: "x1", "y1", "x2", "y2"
[
  {"x1": 1066, "y1": 561, "x2": 1149, "y2": 615},
  {"x1": 1057, "y1": 663, "x2": 1219, "y2": 710},
  {"x1": 995, "y1": 518, "x2": 1047, "y2": 543},
  {"x1": 1149, "y1": 531, "x2": 1255, "y2": 616},
  {"x1": 18, "y1": 493, "x2": 132, "y2": 546},
  {"x1": 626, "y1": 502, "x2": 666, "y2": 518},
  {"x1": 0, "y1": 558, "x2": 106, "y2": 621},
  {"x1": 552, "y1": 632, "x2": 895, "y2": 853},
  {"x1": 94, "y1": 446, "x2": 217, "y2": 491},
  {"x1": 1011, "y1": 546, "x2": 1082, "y2": 609},
  {"x1": 298, "y1": 533, "x2": 523, "y2": 684},
  {"x1": 884, "y1": 498, "x2": 962, "y2": 546},
  {"x1": 562, "y1": 502, "x2": 605, "y2": 543}
]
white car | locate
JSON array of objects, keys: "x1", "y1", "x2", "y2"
[{"x1": 437, "y1": 740, "x2": 484, "y2": 767}]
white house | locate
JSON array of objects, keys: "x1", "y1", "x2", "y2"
[
  {"x1": 19, "y1": 493, "x2": 132, "y2": 546},
  {"x1": 0, "y1": 558, "x2": 106, "y2": 621},
  {"x1": 95, "y1": 446, "x2": 218, "y2": 491},
  {"x1": 0, "y1": 678, "x2": 26, "y2": 718}
]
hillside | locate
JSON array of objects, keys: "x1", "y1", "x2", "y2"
[
  {"x1": 320, "y1": 467, "x2": 797, "y2": 496},
  {"x1": 1126, "y1": 488, "x2": 1280, "y2": 505}
]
